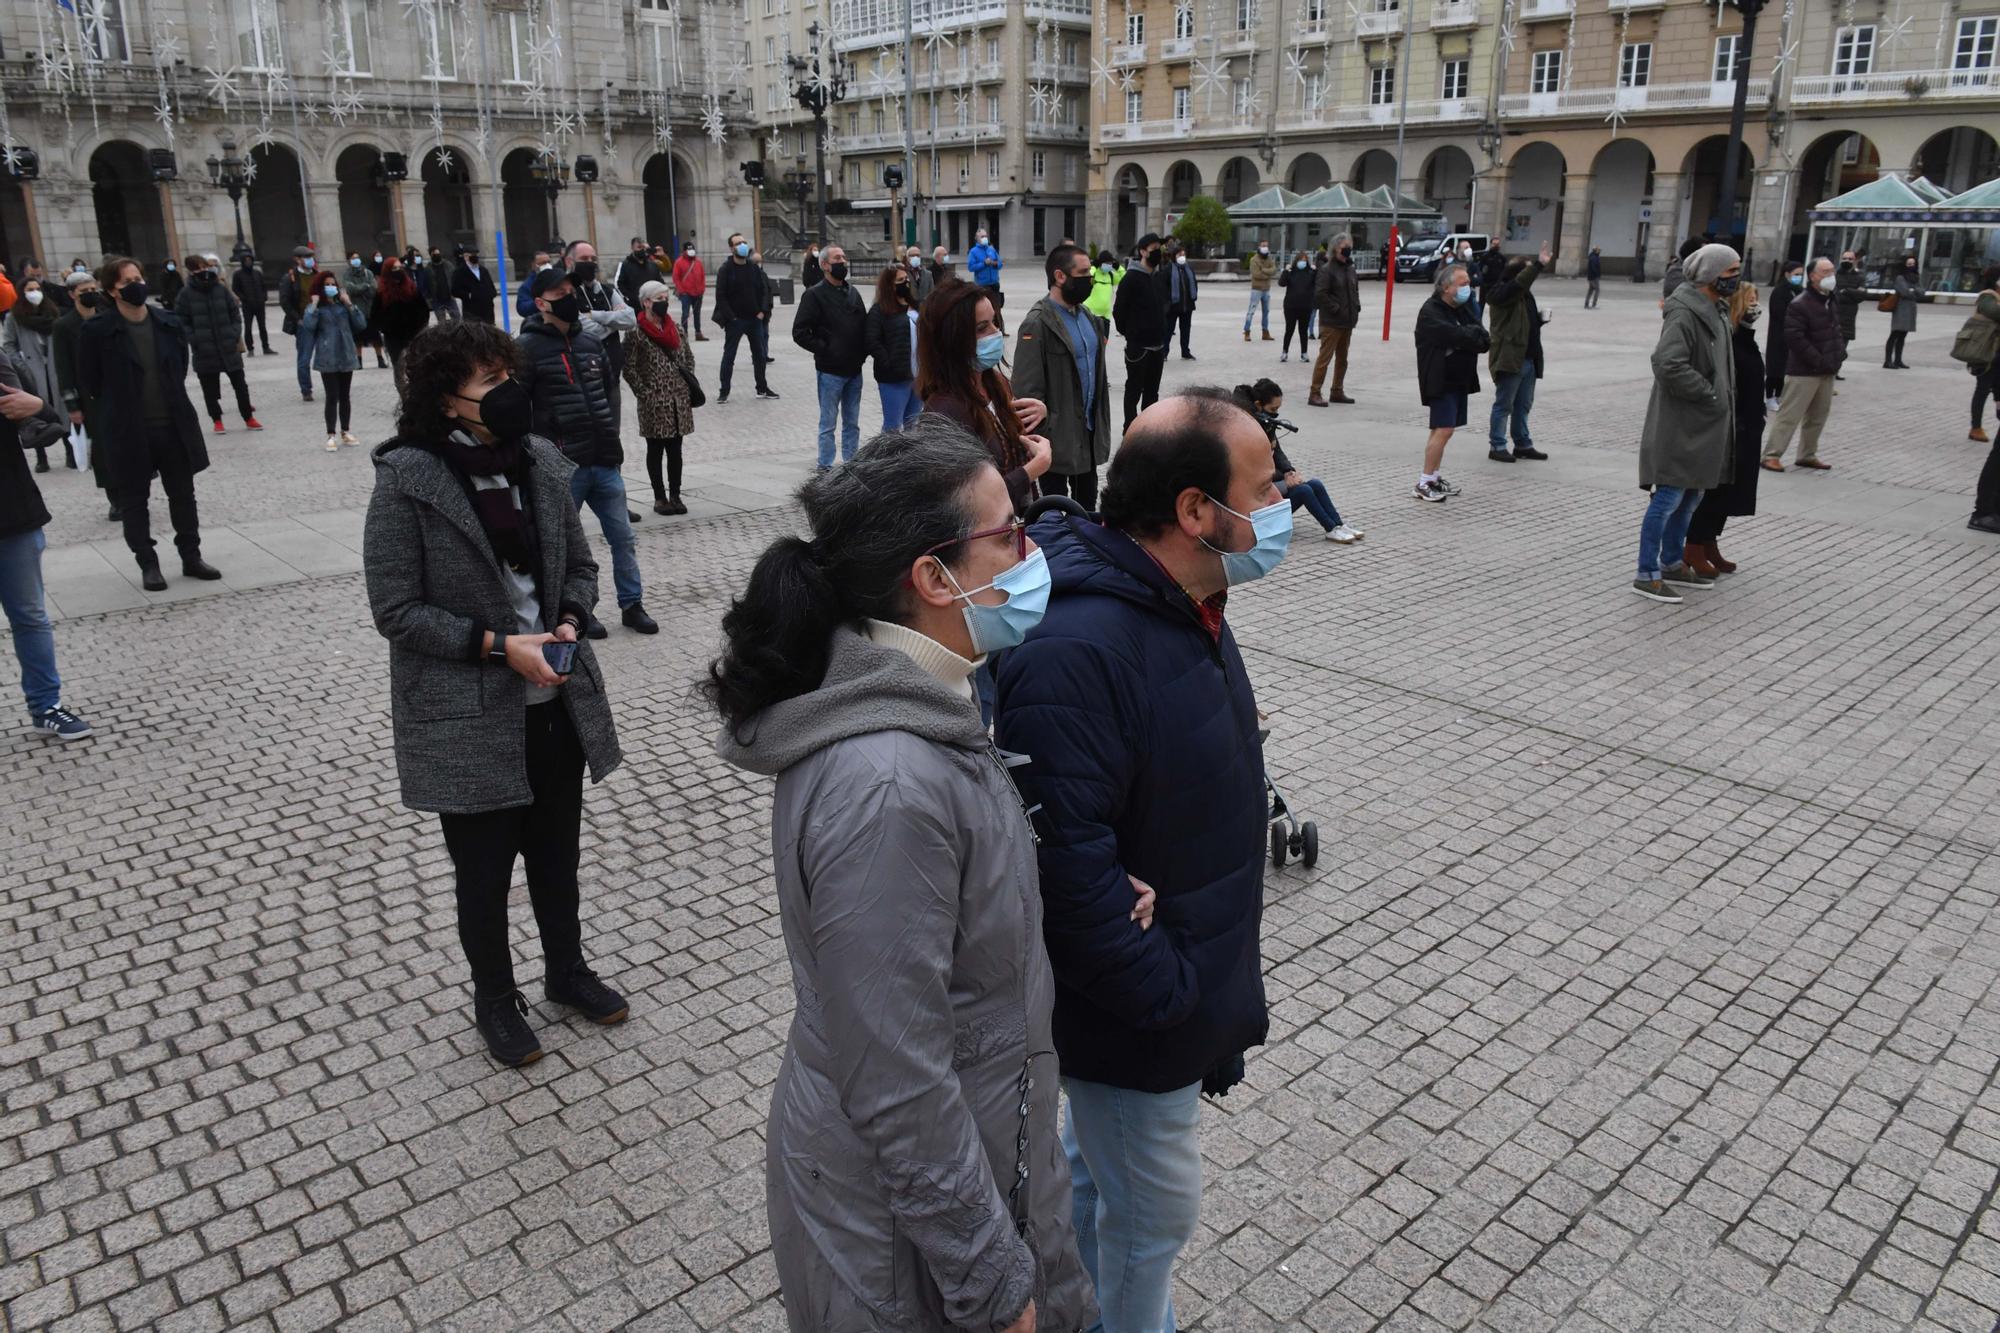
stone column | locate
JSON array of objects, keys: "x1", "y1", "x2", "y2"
[
  {"x1": 1643, "y1": 172, "x2": 1685, "y2": 284},
  {"x1": 1469, "y1": 160, "x2": 1508, "y2": 239},
  {"x1": 1743, "y1": 166, "x2": 1795, "y2": 282},
  {"x1": 306, "y1": 180, "x2": 344, "y2": 256},
  {"x1": 1554, "y1": 172, "x2": 1591, "y2": 277}
]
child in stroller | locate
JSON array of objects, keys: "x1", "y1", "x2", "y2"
[{"x1": 1234, "y1": 378, "x2": 1363, "y2": 545}]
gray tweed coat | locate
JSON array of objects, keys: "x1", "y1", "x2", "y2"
[{"x1": 364, "y1": 434, "x2": 621, "y2": 813}]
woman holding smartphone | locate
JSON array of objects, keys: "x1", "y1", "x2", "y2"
[
  {"x1": 300, "y1": 273, "x2": 366, "y2": 450},
  {"x1": 363, "y1": 320, "x2": 628, "y2": 1068}
]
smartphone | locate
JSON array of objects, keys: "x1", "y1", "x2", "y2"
[{"x1": 542, "y1": 641, "x2": 578, "y2": 674}]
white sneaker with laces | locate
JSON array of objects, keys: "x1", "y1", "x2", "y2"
[
  {"x1": 325, "y1": 435, "x2": 339, "y2": 452},
  {"x1": 1327, "y1": 525, "x2": 1362, "y2": 543},
  {"x1": 340, "y1": 431, "x2": 360, "y2": 446}
]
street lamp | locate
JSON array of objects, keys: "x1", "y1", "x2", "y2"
[
  {"x1": 528, "y1": 151, "x2": 570, "y2": 250},
  {"x1": 786, "y1": 20, "x2": 851, "y2": 243},
  {"x1": 205, "y1": 139, "x2": 255, "y2": 264},
  {"x1": 784, "y1": 168, "x2": 814, "y2": 238},
  {"x1": 1716, "y1": 0, "x2": 1766, "y2": 253}
]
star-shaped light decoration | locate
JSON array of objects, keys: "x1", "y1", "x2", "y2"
[
  {"x1": 1604, "y1": 103, "x2": 1625, "y2": 135},
  {"x1": 433, "y1": 146, "x2": 455, "y2": 173},
  {"x1": 330, "y1": 86, "x2": 367, "y2": 124},
  {"x1": 37, "y1": 47, "x2": 76, "y2": 91},
  {"x1": 1191, "y1": 55, "x2": 1229, "y2": 111},
  {"x1": 152, "y1": 73, "x2": 177, "y2": 143},
  {"x1": 1028, "y1": 82, "x2": 1055, "y2": 119},
  {"x1": 202, "y1": 66, "x2": 240, "y2": 112},
  {"x1": 239, "y1": 155, "x2": 258, "y2": 184},
  {"x1": 526, "y1": 22, "x2": 561, "y2": 72},
  {"x1": 702, "y1": 93, "x2": 728, "y2": 146},
  {"x1": 1284, "y1": 47, "x2": 1309, "y2": 92},
  {"x1": 1770, "y1": 37, "x2": 1798, "y2": 77},
  {"x1": 302, "y1": 99, "x2": 322, "y2": 125},
  {"x1": 150, "y1": 19, "x2": 186, "y2": 67},
  {"x1": 522, "y1": 80, "x2": 550, "y2": 112},
  {"x1": 552, "y1": 109, "x2": 579, "y2": 140},
  {"x1": 251, "y1": 122, "x2": 278, "y2": 150},
  {"x1": 1118, "y1": 67, "x2": 1139, "y2": 92},
  {"x1": 1090, "y1": 53, "x2": 1119, "y2": 104},
  {"x1": 1877, "y1": 7, "x2": 1914, "y2": 52}
]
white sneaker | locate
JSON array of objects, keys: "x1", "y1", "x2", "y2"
[
  {"x1": 325, "y1": 435, "x2": 339, "y2": 452},
  {"x1": 340, "y1": 431, "x2": 360, "y2": 446},
  {"x1": 1764, "y1": 395, "x2": 1781, "y2": 413},
  {"x1": 1327, "y1": 525, "x2": 1362, "y2": 543},
  {"x1": 1279, "y1": 352, "x2": 1289, "y2": 362}
]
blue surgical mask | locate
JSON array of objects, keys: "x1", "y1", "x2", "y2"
[
  {"x1": 1201, "y1": 495, "x2": 1293, "y2": 586},
  {"x1": 1455, "y1": 284, "x2": 1472, "y2": 305},
  {"x1": 943, "y1": 547, "x2": 1051, "y2": 656},
  {"x1": 1788, "y1": 273, "x2": 1804, "y2": 287},
  {"x1": 736, "y1": 242, "x2": 750, "y2": 257},
  {"x1": 975, "y1": 333, "x2": 1006, "y2": 369}
]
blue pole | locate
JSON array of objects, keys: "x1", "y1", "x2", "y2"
[{"x1": 496, "y1": 231, "x2": 510, "y2": 333}]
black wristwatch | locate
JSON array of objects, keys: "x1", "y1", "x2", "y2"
[{"x1": 488, "y1": 632, "x2": 508, "y2": 664}]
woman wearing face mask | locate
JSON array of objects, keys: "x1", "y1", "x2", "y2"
[
  {"x1": 915, "y1": 280, "x2": 1053, "y2": 515},
  {"x1": 300, "y1": 272, "x2": 366, "y2": 450},
  {"x1": 371, "y1": 255, "x2": 432, "y2": 390},
  {"x1": 365, "y1": 321, "x2": 625, "y2": 1068},
  {"x1": 1764, "y1": 260, "x2": 1804, "y2": 407},
  {"x1": 1084, "y1": 249, "x2": 1122, "y2": 320},
  {"x1": 800, "y1": 241, "x2": 822, "y2": 290},
  {"x1": 863, "y1": 264, "x2": 924, "y2": 430},
  {"x1": 342, "y1": 251, "x2": 389, "y2": 370},
  {"x1": 1, "y1": 278, "x2": 61, "y2": 472},
  {"x1": 1683, "y1": 281, "x2": 1765, "y2": 576},
  {"x1": 622, "y1": 280, "x2": 699, "y2": 515},
  {"x1": 706, "y1": 421, "x2": 1094, "y2": 1333},
  {"x1": 1277, "y1": 250, "x2": 1316, "y2": 364},
  {"x1": 1884, "y1": 255, "x2": 1929, "y2": 369}
]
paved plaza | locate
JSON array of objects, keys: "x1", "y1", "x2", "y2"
[{"x1": 4, "y1": 275, "x2": 2000, "y2": 1333}]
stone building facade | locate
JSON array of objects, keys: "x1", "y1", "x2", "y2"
[
  {"x1": 0, "y1": 0, "x2": 752, "y2": 293},
  {"x1": 1088, "y1": 0, "x2": 2000, "y2": 278}
]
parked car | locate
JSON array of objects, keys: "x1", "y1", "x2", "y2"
[{"x1": 1394, "y1": 232, "x2": 1493, "y2": 283}]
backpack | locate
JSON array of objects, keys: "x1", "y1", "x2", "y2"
[{"x1": 1950, "y1": 304, "x2": 2000, "y2": 370}]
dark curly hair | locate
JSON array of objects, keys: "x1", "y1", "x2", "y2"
[{"x1": 394, "y1": 320, "x2": 530, "y2": 441}]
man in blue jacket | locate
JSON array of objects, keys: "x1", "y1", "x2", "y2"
[
  {"x1": 995, "y1": 387, "x2": 1281, "y2": 1333},
  {"x1": 967, "y1": 227, "x2": 1004, "y2": 309}
]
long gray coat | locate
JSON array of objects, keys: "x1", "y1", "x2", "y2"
[
  {"x1": 720, "y1": 628, "x2": 1095, "y2": 1333},
  {"x1": 1640, "y1": 283, "x2": 1734, "y2": 491},
  {"x1": 363, "y1": 435, "x2": 620, "y2": 813},
  {"x1": 0, "y1": 312, "x2": 58, "y2": 400},
  {"x1": 1889, "y1": 270, "x2": 1927, "y2": 333},
  {"x1": 1011, "y1": 296, "x2": 1112, "y2": 475}
]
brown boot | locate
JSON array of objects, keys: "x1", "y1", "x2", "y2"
[
  {"x1": 1683, "y1": 542, "x2": 1721, "y2": 578},
  {"x1": 1974, "y1": 427, "x2": 1991, "y2": 443},
  {"x1": 1307, "y1": 392, "x2": 1330, "y2": 407},
  {"x1": 1261, "y1": 330, "x2": 1274, "y2": 341},
  {"x1": 1243, "y1": 330, "x2": 1251, "y2": 342},
  {"x1": 1707, "y1": 541, "x2": 1737, "y2": 574}
]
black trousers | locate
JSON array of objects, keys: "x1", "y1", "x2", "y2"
[
  {"x1": 1174, "y1": 308, "x2": 1194, "y2": 356},
  {"x1": 321, "y1": 370, "x2": 353, "y2": 432},
  {"x1": 196, "y1": 366, "x2": 255, "y2": 422},
  {"x1": 1973, "y1": 360, "x2": 2000, "y2": 428},
  {"x1": 646, "y1": 434, "x2": 684, "y2": 501},
  {"x1": 243, "y1": 302, "x2": 271, "y2": 350},
  {"x1": 1039, "y1": 465, "x2": 1099, "y2": 511},
  {"x1": 1978, "y1": 430, "x2": 2000, "y2": 519},
  {"x1": 1123, "y1": 346, "x2": 1165, "y2": 430},
  {"x1": 1282, "y1": 313, "x2": 1311, "y2": 359},
  {"x1": 719, "y1": 318, "x2": 771, "y2": 396},
  {"x1": 437, "y1": 702, "x2": 587, "y2": 997},
  {"x1": 1885, "y1": 330, "x2": 1909, "y2": 365},
  {"x1": 119, "y1": 427, "x2": 202, "y2": 560}
]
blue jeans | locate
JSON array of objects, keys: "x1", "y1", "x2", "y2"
[
  {"x1": 0, "y1": 529, "x2": 59, "y2": 714},
  {"x1": 679, "y1": 293, "x2": 703, "y2": 336},
  {"x1": 1242, "y1": 288, "x2": 1270, "y2": 333},
  {"x1": 294, "y1": 326, "x2": 316, "y2": 395},
  {"x1": 1638, "y1": 485, "x2": 1703, "y2": 581},
  {"x1": 1284, "y1": 477, "x2": 1342, "y2": 531},
  {"x1": 878, "y1": 380, "x2": 924, "y2": 430},
  {"x1": 1064, "y1": 1077, "x2": 1204, "y2": 1333},
  {"x1": 817, "y1": 372, "x2": 864, "y2": 469},
  {"x1": 568, "y1": 464, "x2": 642, "y2": 609},
  {"x1": 1489, "y1": 358, "x2": 1536, "y2": 452}
]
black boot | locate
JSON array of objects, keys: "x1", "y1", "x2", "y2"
[
  {"x1": 474, "y1": 990, "x2": 543, "y2": 1066},
  {"x1": 544, "y1": 963, "x2": 629, "y2": 1025},
  {"x1": 181, "y1": 555, "x2": 224, "y2": 580},
  {"x1": 137, "y1": 558, "x2": 167, "y2": 592},
  {"x1": 33, "y1": 449, "x2": 48, "y2": 473},
  {"x1": 622, "y1": 602, "x2": 659, "y2": 634}
]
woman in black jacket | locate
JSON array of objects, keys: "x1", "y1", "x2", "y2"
[
  {"x1": 1411, "y1": 262, "x2": 1490, "y2": 502},
  {"x1": 862, "y1": 265, "x2": 922, "y2": 430},
  {"x1": 1764, "y1": 261, "x2": 1802, "y2": 403},
  {"x1": 370, "y1": 256, "x2": 432, "y2": 389},
  {"x1": 1685, "y1": 282, "x2": 1764, "y2": 576},
  {"x1": 1276, "y1": 250, "x2": 1315, "y2": 364},
  {"x1": 172, "y1": 255, "x2": 260, "y2": 433}
]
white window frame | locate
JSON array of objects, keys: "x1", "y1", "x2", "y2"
[
  {"x1": 1126, "y1": 12, "x2": 1145, "y2": 44},
  {"x1": 1305, "y1": 0, "x2": 1326, "y2": 23},
  {"x1": 329, "y1": 0, "x2": 371, "y2": 75},
  {"x1": 1441, "y1": 57, "x2": 1467, "y2": 98},
  {"x1": 416, "y1": 2, "x2": 457, "y2": 80},
  {"x1": 236, "y1": 0, "x2": 283, "y2": 73},
  {"x1": 1030, "y1": 149, "x2": 1046, "y2": 182},
  {"x1": 1954, "y1": 15, "x2": 1997, "y2": 69},
  {"x1": 985, "y1": 34, "x2": 1001, "y2": 62},
  {"x1": 499, "y1": 11, "x2": 531, "y2": 84},
  {"x1": 1832, "y1": 24, "x2": 1874, "y2": 77},
  {"x1": 81, "y1": 0, "x2": 133, "y2": 61},
  {"x1": 987, "y1": 149, "x2": 1001, "y2": 185},
  {"x1": 1175, "y1": 2, "x2": 1196, "y2": 37},
  {"x1": 1369, "y1": 63, "x2": 1394, "y2": 103},
  {"x1": 1127, "y1": 88, "x2": 1144, "y2": 122},
  {"x1": 984, "y1": 91, "x2": 1001, "y2": 121},
  {"x1": 1237, "y1": 0, "x2": 1258, "y2": 30},
  {"x1": 1711, "y1": 33, "x2": 1738, "y2": 83},
  {"x1": 1619, "y1": 41, "x2": 1650, "y2": 88},
  {"x1": 1174, "y1": 84, "x2": 1192, "y2": 121},
  {"x1": 1530, "y1": 49, "x2": 1561, "y2": 94},
  {"x1": 958, "y1": 154, "x2": 971, "y2": 185},
  {"x1": 1301, "y1": 69, "x2": 1324, "y2": 110},
  {"x1": 1233, "y1": 77, "x2": 1254, "y2": 114}
]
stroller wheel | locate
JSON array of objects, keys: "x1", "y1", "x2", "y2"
[
  {"x1": 1270, "y1": 823, "x2": 1288, "y2": 869},
  {"x1": 1300, "y1": 822, "x2": 1319, "y2": 869}
]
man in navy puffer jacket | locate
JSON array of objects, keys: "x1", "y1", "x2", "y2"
[{"x1": 995, "y1": 387, "x2": 1277, "y2": 1333}]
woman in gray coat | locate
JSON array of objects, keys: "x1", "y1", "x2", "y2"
[
  {"x1": 1, "y1": 277, "x2": 60, "y2": 470},
  {"x1": 708, "y1": 421, "x2": 1096, "y2": 1333},
  {"x1": 364, "y1": 319, "x2": 629, "y2": 1069},
  {"x1": 1884, "y1": 255, "x2": 1928, "y2": 369},
  {"x1": 1634, "y1": 243, "x2": 1740, "y2": 604}
]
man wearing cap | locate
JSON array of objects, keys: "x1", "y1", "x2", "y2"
[
  {"x1": 1112, "y1": 234, "x2": 1171, "y2": 430},
  {"x1": 518, "y1": 267, "x2": 657, "y2": 636}
]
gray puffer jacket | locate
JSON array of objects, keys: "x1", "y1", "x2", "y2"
[
  {"x1": 719, "y1": 627, "x2": 1095, "y2": 1333},
  {"x1": 363, "y1": 435, "x2": 620, "y2": 813}
]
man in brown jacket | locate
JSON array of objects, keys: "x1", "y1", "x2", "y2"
[
  {"x1": 1762, "y1": 256, "x2": 1843, "y2": 471},
  {"x1": 1242, "y1": 241, "x2": 1278, "y2": 342},
  {"x1": 1309, "y1": 234, "x2": 1361, "y2": 405}
]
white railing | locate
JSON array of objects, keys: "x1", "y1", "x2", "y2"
[
  {"x1": 1100, "y1": 117, "x2": 1187, "y2": 142},
  {"x1": 1293, "y1": 19, "x2": 1333, "y2": 41},
  {"x1": 1518, "y1": 0, "x2": 1571, "y2": 18},
  {"x1": 1111, "y1": 41, "x2": 1147, "y2": 65},
  {"x1": 1353, "y1": 7, "x2": 1404, "y2": 36},
  {"x1": 1606, "y1": 0, "x2": 1664, "y2": 9},
  {"x1": 1027, "y1": 60, "x2": 1090, "y2": 82},
  {"x1": 1331, "y1": 95, "x2": 1481, "y2": 125},
  {"x1": 1789, "y1": 65, "x2": 1999, "y2": 103},
  {"x1": 1160, "y1": 36, "x2": 1196, "y2": 57},
  {"x1": 932, "y1": 120, "x2": 1005, "y2": 144},
  {"x1": 1023, "y1": 0, "x2": 1092, "y2": 21},
  {"x1": 1429, "y1": 0, "x2": 1479, "y2": 27},
  {"x1": 1499, "y1": 77, "x2": 1766, "y2": 115},
  {"x1": 832, "y1": 0, "x2": 1007, "y2": 46},
  {"x1": 1219, "y1": 27, "x2": 1260, "y2": 51}
]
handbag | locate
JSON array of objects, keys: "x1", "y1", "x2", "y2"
[
  {"x1": 1877, "y1": 291, "x2": 1899, "y2": 313},
  {"x1": 675, "y1": 360, "x2": 706, "y2": 409}
]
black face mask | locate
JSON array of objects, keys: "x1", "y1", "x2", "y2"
[
  {"x1": 457, "y1": 378, "x2": 533, "y2": 439},
  {"x1": 571, "y1": 260, "x2": 598, "y2": 285},
  {"x1": 1060, "y1": 273, "x2": 1094, "y2": 306},
  {"x1": 828, "y1": 262, "x2": 849, "y2": 282},
  {"x1": 77, "y1": 291, "x2": 101, "y2": 310},
  {"x1": 196, "y1": 269, "x2": 218, "y2": 284},
  {"x1": 1145, "y1": 249, "x2": 1162, "y2": 268},
  {"x1": 118, "y1": 282, "x2": 150, "y2": 307},
  {"x1": 650, "y1": 301, "x2": 670, "y2": 320},
  {"x1": 546, "y1": 294, "x2": 581, "y2": 323}
]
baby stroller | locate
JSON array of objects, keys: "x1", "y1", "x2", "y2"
[{"x1": 1259, "y1": 729, "x2": 1319, "y2": 870}]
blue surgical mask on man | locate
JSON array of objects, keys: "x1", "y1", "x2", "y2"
[
  {"x1": 975, "y1": 333, "x2": 1006, "y2": 369},
  {"x1": 736, "y1": 242, "x2": 750, "y2": 258},
  {"x1": 1201, "y1": 495, "x2": 1293, "y2": 586},
  {"x1": 940, "y1": 548, "x2": 1051, "y2": 656},
  {"x1": 1455, "y1": 284, "x2": 1473, "y2": 305}
]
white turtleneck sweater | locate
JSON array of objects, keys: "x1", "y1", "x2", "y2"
[{"x1": 863, "y1": 619, "x2": 977, "y2": 702}]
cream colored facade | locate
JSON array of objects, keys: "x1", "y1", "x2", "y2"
[{"x1": 1089, "y1": 0, "x2": 2000, "y2": 277}]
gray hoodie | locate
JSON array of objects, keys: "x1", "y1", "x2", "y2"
[{"x1": 720, "y1": 627, "x2": 1095, "y2": 1333}]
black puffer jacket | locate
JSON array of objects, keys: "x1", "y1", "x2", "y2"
[
  {"x1": 518, "y1": 316, "x2": 622, "y2": 468},
  {"x1": 793, "y1": 279, "x2": 868, "y2": 377},
  {"x1": 173, "y1": 274, "x2": 244, "y2": 373},
  {"x1": 862, "y1": 299, "x2": 916, "y2": 384}
]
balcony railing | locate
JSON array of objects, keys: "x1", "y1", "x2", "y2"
[
  {"x1": 1606, "y1": 0, "x2": 1665, "y2": 10},
  {"x1": 1027, "y1": 59, "x2": 1090, "y2": 82},
  {"x1": 1293, "y1": 19, "x2": 1333, "y2": 42},
  {"x1": 832, "y1": 0, "x2": 1007, "y2": 47},
  {"x1": 1100, "y1": 117, "x2": 1188, "y2": 142},
  {"x1": 1219, "y1": 28, "x2": 1260, "y2": 52},
  {"x1": 1331, "y1": 95, "x2": 1481, "y2": 125},
  {"x1": 1498, "y1": 76, "x2": 1768, "y2": 116},
  {"x1": 1518, "y1": 0, "x2": 1571, "y2": 19},
  {"x1": 1111, "y1": 41, "x2": 1147, "y2": 65},
  {"x1": 1025, "y1": 122, "x2": 1090, "y2": 141},
  {"x1": 1353, "y1": 6, "x2": 1405, "y2": 36},
  {"x1": 1789, "y1": 65, "x2": 1999, "y2": 103},
  {"x1": 1160, "y1": 36, "x2": 1197, "y2": 58},
  {"x1": 970, "y1": 59, "x2": 1005, "y2": 82},
  {"x1": 1429, "y1": 0, "x2": 1479, "y2": 28},
  {"x1": 1023, "y1": 0, "x2": 1093, "y2": 22}
]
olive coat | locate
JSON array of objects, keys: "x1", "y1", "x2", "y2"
[{"x1": 1639, "y1": 283, "x2": 1735, "y2": 491}]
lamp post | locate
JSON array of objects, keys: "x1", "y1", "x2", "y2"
[
  {"x1": 1717, "y1": 0, "x2": 1766, "y2": 252},
  {"x1": 786, "y1": 20, "x2": 850, "y2": 243},
  {"x1": 205, "y1": 139, "x2": 255, "y2": 265},
  {"x1": 528, "y1": 151, "x2": 570, "y2": 250},
  {"x1": 784, "y1": 168, "x2": 813, "y2": 238}
]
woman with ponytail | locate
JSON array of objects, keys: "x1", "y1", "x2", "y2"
[{"x1": 708, "y1": 419, "x2": 1096, "y2": 1333}]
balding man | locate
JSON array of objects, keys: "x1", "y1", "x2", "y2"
[
  {"x1": 994, "y1": 387, "x2": 1281, "y2": 1333},
  {"x1": 1763, "y1": 256, "x2": 1844, "y2": 472},
  {"x1": 792, "y1": 244, "x2": 867, "y2": 469}
]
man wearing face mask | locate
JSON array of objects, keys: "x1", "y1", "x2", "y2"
[
  {"x1": 77, "y1": 256, "x2": 223, "y2": 590},
  {"x1": 157, "y1": 257, "x2": 184, "y2": 307},
  {"x1": 670, "y1": 242, "x2": 709, "y2": 341},
  {"x1": 1309, "y1": 233, "x2": 1362, "y2": 406},
  {"x1": 1412, "y1": 262, "x2": 1491, "y2": 502},
  {"x1": 905, "y1": 245, "x2": 934, "y2": 305},
  {"x1": 451, "y1": 248, "x2": 498, "y2": 324},
  {"x1": 1243, "y1": 240, "x2": 1277, "y2": 343},
  {"x1": 1113, "y1": 234, "x2": 1171, "y2": 429},
  {"x1": 967, "y1": 227, "x2": 1004, "y2": 310},
  {"x1": 232, "y1": 253, "x2": 273, "y2": 354},
  {"x1": 518, "y1": 268, "x2": 657, "y2": 635},
  {"x1": 1163, "y1": 244, "x2": 1199, "y2": 360},
  {"x1": 995, "y1": 387, "x2": 1279, "y2": 1333},
  {"x1": 52, "y1": 271, "x2": 111, "y2": 508},
  {"x1": 713, "y1": 232, "x2": 778, "y2": 403},
  {"x1": 171, "y1": 254, "x2": 261, "y2": 435},
  {"x1": 792, "y1": 244, "x2": 869, "y2": 469},
  {"x1": 280, "y1": 246, "x2": 322, "y2": 400},
  {"x1": 1833, "y1": 250, "x2": 1865, "y2": 373},
  {"x1": 1762, "y1": 256, "x2": 1844, "y2": 472},
  {"x1": 1013, "y1": 244, "x2": 1111, "y2": 509},
  {"x1": 616, "y1": 236, "x2": 655, "y2": 308},
  {"x1": 560, "y1": 241, "x2": 637, "y2": 427}
]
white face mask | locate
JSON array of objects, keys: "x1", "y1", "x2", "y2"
[
  {"x1": 1175, "y1": 255, "x2": 1187, "y2": 266},
  {"x1": 1818, "y1": 275, "x2": 1836, "y2": 293},
  {"x1": 24, "y1": 290, "x2": 44, "y2": 306},
  {"x1": 1258, "y1": 246, "x2": 1269, "y2": 255}
]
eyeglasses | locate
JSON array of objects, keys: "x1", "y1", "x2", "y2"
[{"x1": 906, "y1": 518, "x2": 1029, "y2": 583}]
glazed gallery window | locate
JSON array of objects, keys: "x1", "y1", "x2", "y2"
[
  {"x1": 1530, "y1": 49, "x2": 1561, "y2": 93},
  {"x1": 1832, "y1": 24, "x2": 1874, "y2": 76},
  {"x1": 1441, "y1": 57, "x2": 1468, "y2": 98},
  {"x1": 1619, "y1": 41, "x2": 1650, "y2": 87}
]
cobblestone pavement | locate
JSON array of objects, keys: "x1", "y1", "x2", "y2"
[{"x1": 5, "y1": 277, "x2": 2000, "y2": 1333}]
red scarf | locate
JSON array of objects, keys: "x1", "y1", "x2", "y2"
[{"x1": 637, "y1": 305, "x2": 682, "y2": 351}]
